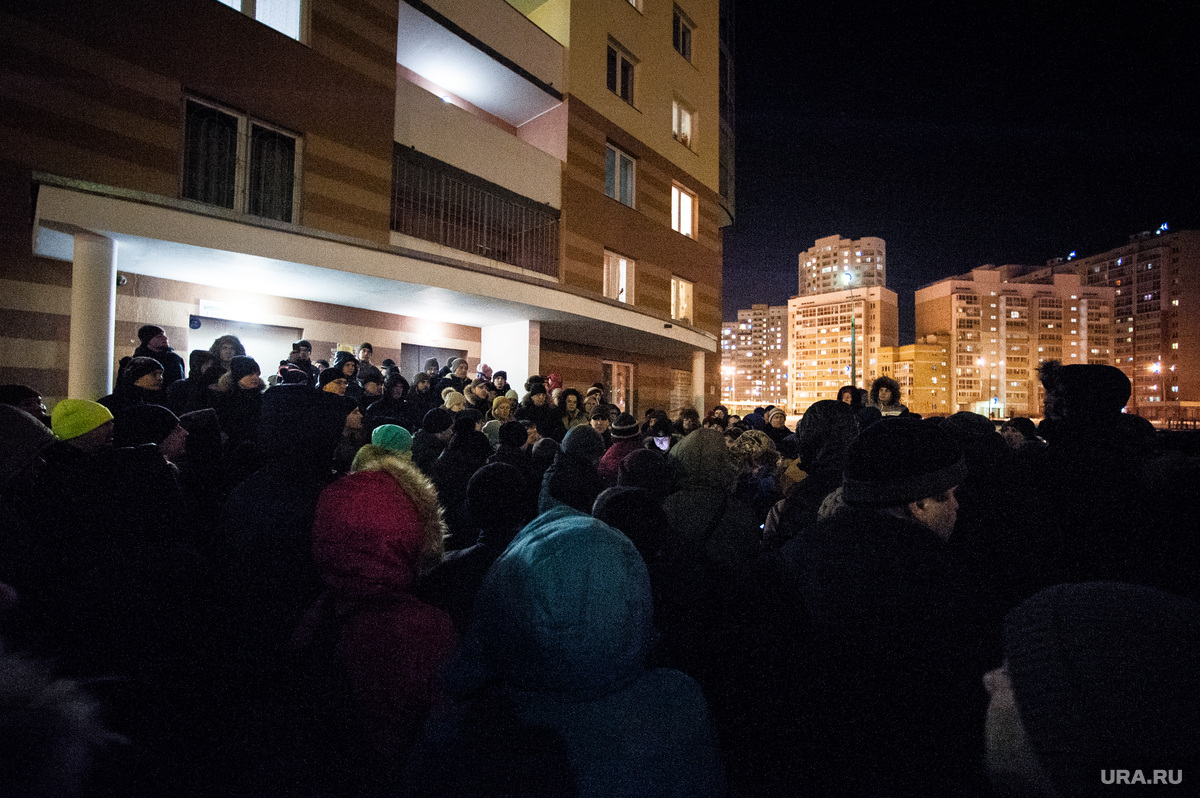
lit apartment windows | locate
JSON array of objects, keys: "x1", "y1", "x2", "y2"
[
  {"x1": 673, "y1": 7, "x2": 693, "y2": 62},
  {"x1": 672, "y1": 101, "x2": 693, "y2": 148},
  {"x1": 218, "y1": 0, "x2": 305, "y2": 41},
  {"x1": 603, "y1": 250, "x2": 634, "y2": 303},
  {"x1": 672, "y1": 277, "x2": 693, "y2": 324},
  {"x1": 607, "y1": 42, "x2": 636, "y2": 105},
  {"x1": 671, "y1": 183, "x2": 696, "y2": 238},
  {"x1": 183, "y1": 99, "x2": 299, "y2": 223},
  {"x1": 605, "y1": 144, "x2": 635, "y2": 207}
]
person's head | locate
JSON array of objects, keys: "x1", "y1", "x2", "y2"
[
  {"x1": 422, "y1": 407, "x2": 455, "y2": 442},
  {"x1": 452, "y1": 359, "x2": 469, "y2": 379},
  {"x1": 590, "y1": 409, "x2": 610, "y2": 434},
  {"x1": 842, "y1": 416, "x2": 965, "y2": 540},
  {"x1": 424, "y1": 358, "x2": 439, "y2": 377},
  {"x1": 358, "y1": 343, "x2": 373, "y2": 362},
  {"x1": 340, "y1": 357, "x2": 358, "y2": 379},
  {"x1": 0, "y1": 404, "x2": 55, "y2": 491},
  {"x1": 476, "y1": 362, "x2": 493, "y2": 381},
  {"x1": 384, "y1": 372, "x2": 409, "y2": 400},
  {"x1": 229, "y1": 355, "x2": 262, "y2": 390},
  {"x1": 610, "y1": 413, "x2": 640, "y2": 441},
  {"x1": 319, "y1": 368, "x2": 348, "y2": 396},
  {"x1": 291, "y1": 339, "x2": 313, "y2": 363},
  {"x1": 712, "y1": 405, "x2": 728, "y2": 420},
  {"x1": 0, "y1": 384, "x2": 48, "y2": 425},
  {"x1": 1038, "y1": 361, "x2": 1132, "y2": 422},
  {"x1": 469, "y1": 378, "x2": 491, "y2": 401},
  {"x1": 837, "y1": 385, "x2": 856, "y2": 405},
  {"x1": 113, "y1": 404, "x2": 188, "y2": 461},
  {"x1": 493, "y1": 371, "x2": 508, "y2": 391},
  {"x1": 521, "y1": 419, "x2": 541, "y2": 447},
  {"x1": 491, "y1": 396, "x2": 513, "y2": 421},
  {"x1": 123, "y1": 357, "x2": 164, "y2": 391},
  {"x1": 560, "y1": 388, "x2": 582, "y2": 413},
  {"x1": 1000, "y1": 417, "x2": 1039, "y2": 449},
  {"x1": 413, "y1": 372, "x2": 431, "y2": 393},
  {"x1": 497, "y1": 420, "x2": 528, "y2": 450},
  {"x1": 362, "y1": 377, "x2": 383, "y2": 397},
  {"x1": 679, "y1": 407, "x2": 701, "y2": 433},
  {"x1": 768, "y1": 408, "x2": 787, "y2": 428},
  {"x1": 443, "y1": 390, "x2": 467, "y2": 413},
  {"x1": 871, "y1": 376, "x2": 900, "y2": 407},
  {"x1": 466, "y1": 462, "x2": 527, "y2": 534},
  {"x1": 137, "y1": 324, "x2": 168, "y2": 353},
  {"x1": 529, "y1": 383, "x2": 548, "y2": 406},
  {"x1": 986, "y1": 582, "x2": 1200, "y2": 798},
  {"x1": 51, "y1": 399, "x2": 115, "y2": 454}
]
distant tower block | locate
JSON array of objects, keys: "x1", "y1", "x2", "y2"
[{"x1": 799, "y1": 235, "x2": 886, "y2": 295}]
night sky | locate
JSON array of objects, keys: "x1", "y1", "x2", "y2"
[{"x1": 723, "y1": 1, "x2": 1200, "y2": 342}]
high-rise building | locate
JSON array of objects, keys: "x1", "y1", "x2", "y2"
[
  {"x1": 721, "y1": 304, "x2": 787, "y2": 411},
  {"x1": 875, "y1": 334, "x2": 951, "y2": 415},
  {"x1": 0, "y1": 0, "x2": 731, "y2": 415},
  {"x1": 799, "y1": 234, "x2": 886, "y2": 296},
  {"x1": 915, "y1": 267, "x2": 1115, "y2": 417},
  {"x1": 1061, "y1": 229, "x2": 1200, "y2": 418},
  {"x1": 787, "y1": 285, "x2": 899, "y2": 411}
]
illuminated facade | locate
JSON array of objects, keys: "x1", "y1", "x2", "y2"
[
  {"x1": 0, "y1": 0, "x2": 731, "y2": 415},
  {"x1": 799, "y1": 234, "x2": 886, "y2": 296},
  {"x1": 1063, "y1": 229, "x2": 1200, "y2": 418},
  {"x1": 915, "y1": 267, "x2": 1115, "y2": 417},
  {"x1": 787, "y1": 286, "x2": 899, "y2": 412},
  {"x1": 721, "y1": 304, "x2": 787, "y2": 411},
  {"x1": 875, "y1": 335, "x2": 952, "y2": 416}
]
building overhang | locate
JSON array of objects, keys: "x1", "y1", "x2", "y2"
[{"x1": 31, "y1": 177, "x2": 715, "y2": 358}]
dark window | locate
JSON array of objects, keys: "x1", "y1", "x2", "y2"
[
  {"x1": 673, "y1": 9, "x2": 693, "y2": 61},
  {"x1": 248, "y1": 124, "x2": 296, "y2": 222},
  {"x1": 606, "y1": 44, "x2": 634, "y2": 104},
  {"x1": 183, "y1": 100, "x2": 238, "y2": 210}
]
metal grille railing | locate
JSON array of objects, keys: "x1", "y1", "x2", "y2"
[{"x1": 391, "y1": 147, "x2": 559, "y2": 277}]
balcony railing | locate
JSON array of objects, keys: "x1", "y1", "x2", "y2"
[{"x1": 391, "y1": 145, "x2": 559, "y2": 277}]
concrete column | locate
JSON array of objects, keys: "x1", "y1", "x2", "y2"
[
  {"x1": 481, "y1": 319, "x2": 540, "y2": 392},
  {"x1": 692, "y1": 350, "x2": 706, "y2": 413},
  {"x1": 68, "y1": 233, "x2": 116, "y2": 400}
]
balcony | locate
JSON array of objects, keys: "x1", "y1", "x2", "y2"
[{"x1": 391, "y1": 145, "x2": 559, "y2": 277}]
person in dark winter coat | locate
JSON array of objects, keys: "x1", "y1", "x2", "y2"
[
  {"x1": 164, "y1": 349, "x2": 222, "y2": 415},
  {"x1": 781, "y1": 416, "x2": 1001, "y2": 797},
  {"x1": 868, "y1": 375, "x2": 908, "y2": 416},
  {"x1": 434, "y1": 358, "x2": 470, "y2": 397},
  {"x1": 412, "y1": 408, "x2": 454, "y2": 477},
  {"x1": 209, "y1": 334, "x2": 247, "y2": 373},
  {"x1": 410, "y1": 507, "x2": 726, "y2": 798},
  {"x1": 214, "y1": 355, "x2": 265, "y2": 453},
  {"x1": 763, "y1": 408, "x2": 792, "y2": 447},
  {"x1": 432, "y1": 422, "x2": 493, "y2": 548},
  {"x1": 407, "y1": 372, "x2": 441, "y2": 424},
  {"x1": 364, "y1": 372, "x2": 412, "y2": 432},
  {"x1": 98, "y1": 356, "x2": 167, "y2": 413},
  {"x1": 539, "y1": 425, "x2": 607, "y2": 515},
  {"x1": 133, "y1": 324, "x2": 186, "y2": 388},
  {"x1": 515, "y1": 383, "x2": 559, "y2": 441},
  {"x1": 597, "y1": 413, "x2": 643, "y2": 486}
]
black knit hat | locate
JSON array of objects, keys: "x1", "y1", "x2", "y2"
[
  {"x1": 137, "y1": 324, "x2": 165, "y2": 345},
  {"x1": 610, "y1": 413, "x2": 640, "y2": 439},
  {"x1": 528, "y1": 383, "x2": 547, "y2": 397},
  {"x1": 1003, "y1": 582, "x2": 1200, "y2": 797},
  {"x1": 842, "y1": 416, "x2": 965, "y2": 507},
  {"x1": 498, "y1": 420, "x2": 527, "y2": 449},
  {"x1": 422, "y1": 407, "x2": 454, "y2": 434},
  {"x1": 124, "y1": 356, "x2": 164, "y2": 383},
  {"x1": 113, "y1": 403, "x2": 179, "y2": 447},
  {"x1": 466, "y1": 462, "x2": 526, "y2": 532},
  {"x1": 317, "y1": 367, "x2": 344, "y2": 389},
  {"x1": 229, "y1": 355, "x2": 260, "y2": 383}
]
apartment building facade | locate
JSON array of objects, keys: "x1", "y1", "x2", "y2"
[
  {"x1": 720, "y1": 303, "x2": 786, "y2": 411},
  {"x1": 915, "y1": 267, "x2": 1115, "y2": 417},
  {"x1": 1, "y1": 0, "x2": 730, "y2": 415},
  {"x1": 799, "y1": 234, "x2": 886, "y2": 296},
  {"x1": 787, "y1": 285, "x2": 899, "y2": 412},
  {"x1": 875, "y1": 334, "x2": 951, "y2": 416}
]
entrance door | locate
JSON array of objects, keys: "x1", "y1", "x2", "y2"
[{"x1": 400, "y1": 345, "x2": 467, "y2": 381}]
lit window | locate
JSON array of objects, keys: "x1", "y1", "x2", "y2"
[
  {"x1": 672, "y1": 101, "x2": 693, "y2": 148},
  {"x1": 219, "y1": 0, "x2": 305, "y2": 40},
  {"x1": 672, "y1": 7, "x2": 693, "y2": 61},
  {"x1": 671, "y1": 183, "x2": 696, "y2": 238},
  {"x1": 671, "y1": 277, "x2": 693, "y2": 324},
  {"x1": 607, "y1": 42, "x2": 636, "y2": 105},
  {"x1": 603, "y1": 250, "x2": 634, "y2": 303},
  {"x1": 183, "y1": 98, "x2": 300, "y2": 222},
  {"x1": 605, "y1": 144, "x2": 635, "y2": 207}
]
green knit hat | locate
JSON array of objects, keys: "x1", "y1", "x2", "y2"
[
  {"x1": 51, "y1": 399, "x2": 114, "y2": 441},
  {"x1": 371, "y1": 423, "x2": 413, "y2": 454}
]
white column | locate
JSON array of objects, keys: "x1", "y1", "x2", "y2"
[
  {"x1": 68, "y1": 233, "x2": 116, "y2": 400},
  {"x1": 481, "y1": 319, "x2": 540, "y2": 392},
  {"x1": 692, "y1": 350, "x2": 705, "y2": 413}
]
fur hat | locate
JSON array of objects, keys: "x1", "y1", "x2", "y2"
[
  {"x1": 137, "y1": 324, "x2": 165, "y2": 345},
  {"x1": 842, "y1": 416, "x2": 965, "y2": 507},
  {"x1": 422, "y1": 407, "x2": 454, "y2": 434},
  {"x1": 113, "y1": 404, "x2": 179, "y2": 448},
  {"x1": 51, "y1": 399, "x2": 114, "y2": 441},
  {"x1": 1003, "y1": 582, "x2": 1200, "y2": 796},
  {"x1": 610, "y1": 413, "x2": 640, "y2": 439}
]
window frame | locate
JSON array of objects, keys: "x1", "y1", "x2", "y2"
[
  {"x1": 603, "y1": 250, "x2": 635, "y2": 304},
  {"x1": 671, "y1": 182, "x2": 697, "y2": 238},
  {"x1": 606, "y1": 41, "x2": 637, "y2": 106},
  {"x1": 673, "y1": 7, "x2": 694, "y2": 62},
  {"x1": 672, "y1": 100, "x2": 694, "y2": 148},
  {"x1": 605, "y1": 144, "x2": 636, "y2": 208},
  {"x1": 671, "y1": 276, "x2": 694, "y2": 325},
  {"x1": 182, "y1": 97, "x2": 302, "y2": 224},
  {"x1": 217, "y1": 0, "x2": 309, "y2": 42}
]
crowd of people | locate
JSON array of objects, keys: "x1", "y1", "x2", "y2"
[{"x1": 1, "y1": 326, "x2": 1198, "y2": 797}]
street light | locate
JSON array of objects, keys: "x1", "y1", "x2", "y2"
[{"x1": 844, "y1": 271, "x2": 857, "y2": 388}]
